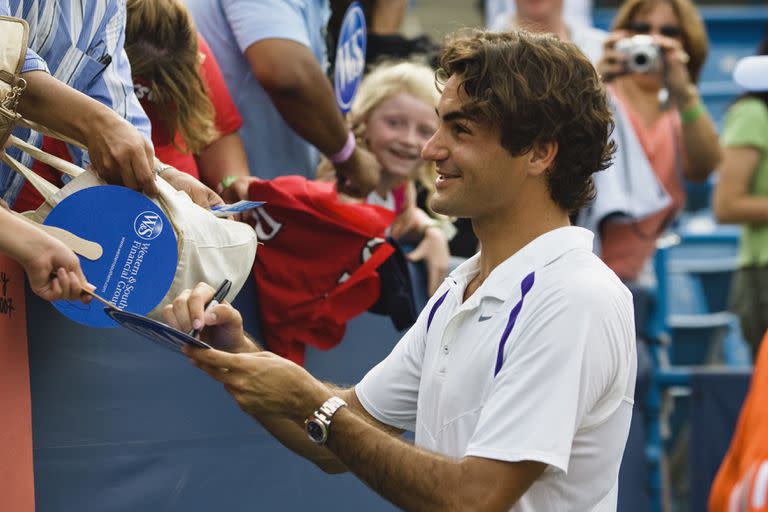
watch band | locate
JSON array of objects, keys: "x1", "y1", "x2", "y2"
[{"x1": 305, "y1": 396, "x2": 348, "y2": 444}]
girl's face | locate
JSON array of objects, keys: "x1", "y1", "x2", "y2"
[{"x1": 364, "y1": 92, "x2": 438, "y2": 181}]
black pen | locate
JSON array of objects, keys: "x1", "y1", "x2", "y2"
[{"x1": 189, "y1": 279, "x2": 231, "y2": 337}]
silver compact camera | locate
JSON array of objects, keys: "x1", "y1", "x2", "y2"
[{"x1": 615, "y1": 35, "x2": 661, "y2": 73}]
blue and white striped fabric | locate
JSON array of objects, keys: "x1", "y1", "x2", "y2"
[{"x1": 0, "y1": 0, "x2": 151, "y2": 206}]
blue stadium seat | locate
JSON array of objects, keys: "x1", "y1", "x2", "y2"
[{"x1": 643, "y1": 221, "x2": 751, "y2": 512}]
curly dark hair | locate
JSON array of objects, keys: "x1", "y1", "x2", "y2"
[{"x1": 437, "y1": 30, "x2": 616, "y2": 213}]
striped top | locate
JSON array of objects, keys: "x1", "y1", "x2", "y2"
[{"x1": 0, "y1": 0, "x2": 151, "y2": 205}]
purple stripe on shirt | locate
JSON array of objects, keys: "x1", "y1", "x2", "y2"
[
  {"x1": 426, "y1": 289, "x2": 450, "y2": 332},
  {"x1": 494, "y1": 271, "x2": 536, "y2": 377}
]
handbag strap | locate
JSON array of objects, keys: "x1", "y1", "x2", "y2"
[
  {"x1": 1, "y1": 151, "x2": 59, "y2": 200},
  {"x1": 8, "y1": 134, "x2": 84, "y2": 178},
  {"x1": 17, "y1": 116, "x2": 86, "y2": 150},
  {"x1": 2, "y1": 115, "x2": 92, "y2": 203}
]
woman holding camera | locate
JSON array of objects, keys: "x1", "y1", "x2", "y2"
[{"x1": 594, "y1": 0, "x2": 721, "y2": 283}]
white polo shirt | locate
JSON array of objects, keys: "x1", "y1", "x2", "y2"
[{"x1": 356, "y1": 226, "x2": 637, "y2": 511}]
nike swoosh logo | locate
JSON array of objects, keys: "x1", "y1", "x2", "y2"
[{"x1": 478, "y1": 315, "x2": 493, "y2": 322}]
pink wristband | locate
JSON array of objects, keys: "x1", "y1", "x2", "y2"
[{"x1": 328, "y1": 132, "x2": 356, "y2": 164}]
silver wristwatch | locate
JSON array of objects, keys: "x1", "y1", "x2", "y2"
[{"x1": 305, "y1": 396, "x2": 348, "y2": 445}]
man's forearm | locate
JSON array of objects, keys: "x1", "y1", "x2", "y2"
[
  {"x1": 322, "y1": 404, "x2": 541, "y2": 511},
  {"x1": 245, "y1": 40, "x2": 349, "y2": 156},
  {"x1": 258, "y1": 415, "x2": 347, "y2": 474},
  {"x1": 262, "y1": 73, "x2": 348, "y2": 156},
  {"x1": 326, "y1": 408, "x2": 466, "y2": 511}
]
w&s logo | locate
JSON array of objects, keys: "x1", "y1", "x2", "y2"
[
  {"x1": 134, "y1": 211, "x2": 164, "y2": 240},
  {"x1": 334, "y1": 2, "x2": 366, "y2": 113}
]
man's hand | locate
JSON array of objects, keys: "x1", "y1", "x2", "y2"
[
  {"x1": 162, "y1": 282, "x2": 257, "y2": 353},
  {"x1": 84, "y1": 110, "x2": 158, "y2": 196},
  {"x1": 334, "y1": 146, "x2": 381, "y2": 198},
  {"x1": 160, "y1": 167, "x2": 224, "y2": 208},
  {"x1": 185, "y1": 347, "x2": 330, "y2": 424}
]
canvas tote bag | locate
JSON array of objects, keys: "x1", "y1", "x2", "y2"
[{"x1": 2, "y1": 119, "x2": 257, "y2": 320}]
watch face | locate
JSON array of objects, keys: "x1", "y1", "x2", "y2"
[{"x1": 307, "y1": 420, "x2": 327, "y2": 443}]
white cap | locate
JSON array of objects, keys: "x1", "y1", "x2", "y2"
[{"x1": 733, "y1": 56, "x2": 768, "y2": 92}]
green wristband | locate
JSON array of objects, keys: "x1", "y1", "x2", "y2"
[
  {"x1": 220, "y1": 175, "x2": 239, "y2": 190},
  {"x1": 680, "y1": 102, "x2": 706, "y2": 125}
]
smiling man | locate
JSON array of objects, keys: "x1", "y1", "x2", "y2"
[{"x1": 166, "y1": 30, "x2": 637, "y2": 511}]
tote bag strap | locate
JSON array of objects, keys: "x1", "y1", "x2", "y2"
[{"x1": 17, "y1": 116, "x2": 86, "y2": 150}]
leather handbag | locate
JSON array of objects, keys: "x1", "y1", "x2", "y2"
[{"x1": 0, "y1": 16, "x2": 29, "y2": 148}]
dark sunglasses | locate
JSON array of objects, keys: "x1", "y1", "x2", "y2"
[{"x1": 628, "y1": 22, "x2": 682, "y2": 38}]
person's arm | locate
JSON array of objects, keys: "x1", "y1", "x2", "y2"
[
  {"x1": 184, "y1": 343, "x2": 544, "y2": 511},
  {"x1": 326, "y1": 406, "x2": 545, "y2": 511},
  {"x1": 158, "y1": 165, "x2": 224, "y2": 208},
  {"x1": 161, "y1": 283, "x2": 395, "y2": 473},
  {"x1": 0, "y1": 208, "x2": 94, "y2": 301},
  {"x1": 244, "y1": 39, "x2": 379, "y2": 196},
  {"x1": 675, "y1": 88, "x2": 721, "y2": 182},
  {"x1": 17, "y1": 70, "x2": 157, "y2": 195},
  {"x1": 196, "y1": 133, "x2": 250, "y2": 192},
  {"x1": 712, "y1": 146, "x2": 765, "y2": 225},
  {"x1": 171, "y1": 283, "x2": 545, "y2": 510},
  {"x1": 657, "y1": 36, "x2": 721, "y2": 182},
  {"x1": 194, "y1": 36, "x2": 250, "y2": 192},
  {"x1": 391, "y1": 185, "x2": 450, "y2": 295},
  {"x1": 370, "y1": 0, "x2": 408, "y2": 34}
]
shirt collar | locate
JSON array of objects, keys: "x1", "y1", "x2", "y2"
[{"x1": 448, "y1": 226, "x2": 595, "y2": 303}]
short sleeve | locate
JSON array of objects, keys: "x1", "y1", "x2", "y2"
[
  {"x1": 722, "y1": 98, "x2": 768, "y2": 152},
  {"x1": 0, "y1": 2, "x2": 49, "y2": 74},
  {"x1": 22, "y1": 48, "x2": 48, "y2": 73},
  {"x1": 221, "y1": 0, "x2": 311, "y2": 53},
  {"x1": 198, "y1": 35, "x2": 242, "y2": 136},
  {"x1": 464, "y1": 275, "x2": 635, "y2": 473},
  {"x1": 355, "y1": 290, "x2": 440, "y2": 431}
]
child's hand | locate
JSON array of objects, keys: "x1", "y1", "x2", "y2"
[{"x1": 407, "y1": 226, "x2": 450, "y2": 295}]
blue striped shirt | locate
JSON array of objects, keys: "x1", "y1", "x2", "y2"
[{"x1": 0, "y1": 0, "x2": 152, "y2": 205}]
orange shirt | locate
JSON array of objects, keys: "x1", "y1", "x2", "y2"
[
  {"x1": 600, "y1": 90, "x2": 685, "y2": 281},
  {"x1": 709, "y1": 332, "x2": 768, "y2": 511}
]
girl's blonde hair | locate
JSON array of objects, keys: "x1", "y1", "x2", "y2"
[
  {"x1": 125, "y1": 0, "x2": 218, "y2": 154},
  {"x1": 350, "y1": 61, "x2": 440, "y2": 202}
]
